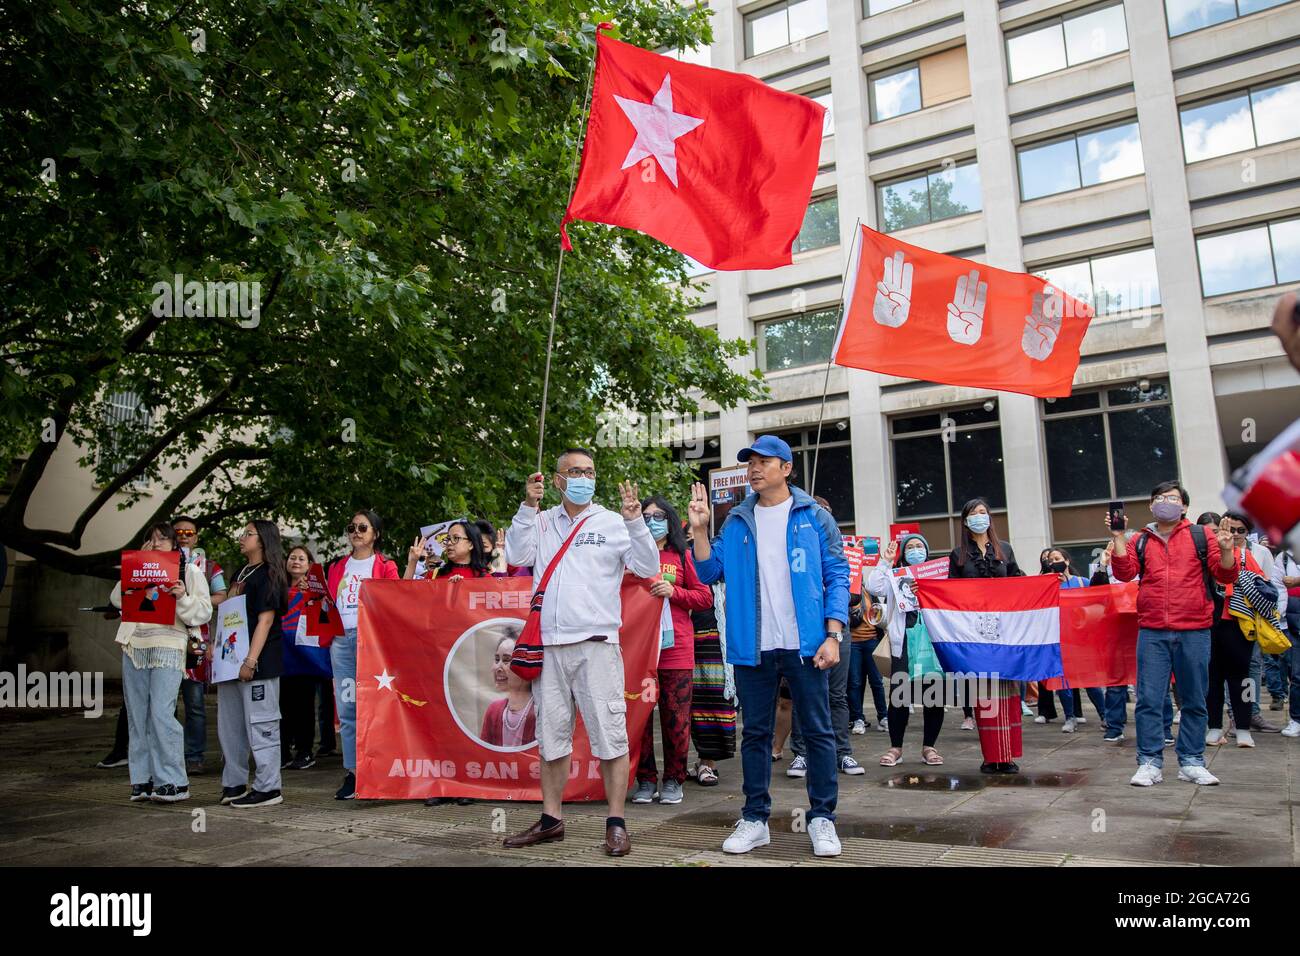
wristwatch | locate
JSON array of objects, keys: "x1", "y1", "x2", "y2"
[{"x1": 826, "y1": 630, "x2": 843, "y2": 644}]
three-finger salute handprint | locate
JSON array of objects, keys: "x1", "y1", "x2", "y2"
[
  {"x1": 946, "y1": 269, "x2": 987, "y2": 345},
  {"x1": 873, "y1": 251, "x2": 913, "y2": 328},
  {"x1": 687, "y1": 482, "x2": 711, "y2": 531},
  {"x1": 1021, "y1": 286, "x2": 1064, "y2": 361}
]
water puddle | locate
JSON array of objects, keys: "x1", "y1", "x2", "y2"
[{"x1": 881, "y1": 771, "x2": 1087, "y2": 790}]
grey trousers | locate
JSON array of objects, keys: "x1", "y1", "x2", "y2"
[{"x1": 217, "y1": 677, "x2": 282, "y2": 793}]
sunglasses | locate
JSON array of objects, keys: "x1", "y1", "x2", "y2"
[
  {"x1": 643, "y1": 512, "x2": 668, "y2": 522},
  {"x1": 174, "y1": 529, "x2": 197, "y2": 539},
  {"x1": 346, "y1": 523, "x2": 371, "y2": 534},
  {"x1": 1227, "y1": 527, "x2": 1248, "y2": 536}
]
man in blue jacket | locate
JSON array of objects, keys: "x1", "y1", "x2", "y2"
[{"x1": 688, "y1": 435, "x2": 850, "y2": 857}]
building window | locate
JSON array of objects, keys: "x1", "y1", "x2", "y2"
[
  {"x1": 890, "y1": 404, "x2": 1006, "y2": 550},
  {"x1": 745, "y1": 0, "x2": 828, "y2": 57},
  {"x1": 1166, "y1": 0, "x2": 1291, "y2": 37},
  {"x1": 1179, "y1": 77, "x2": 1300, "y2": 163},
  {"x1": 1006, "y1": 3, "x2": 1129, "y2": 83},
  {"x1": 1033, "y1": 247, "x2": 1161, "y2": 317},
  {"x1": 97, "y1": 391, "x2": 154, "y2": 489},
  {"x1": 1041, "y1": 381, "x2": 1177, "y2": 505},
  {"x1": 877, "y1": 161, "x2": 982, "y2": 232},
  {"x1": 674, "y1": 442, "x2": 721, "y2": 488},
  {"x1": 868, "y1": 46, "x2": 970, "y2": 121},
  {"x1": 660, "y1": 44, "x2": 710, "y2": 66},
  {"x1": 1018, "y1": 121, "x2": 1144, "y2": 200},
  {"x1": 1197, "y1": 216, "x2": 1300, "y2": 297},
  {"x1": 866, "y1": 0, "x2": 913, "y2": 14},
  {"x1": 810, "y1": 89, "x2": 834, "y2": 137},
  {"x1": 793, "y1": 194, "x2": 840, "y2": 253},
  {"x1": 773, "y1": 424, "x2": 856, "y2": 528},
  {"x1": 757, "y1": 309, "x2": 840, "y2": 371}
]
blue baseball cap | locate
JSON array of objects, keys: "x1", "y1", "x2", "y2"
[{"x1": 737, "y1": 434, "x2": 793, "y2": 463}]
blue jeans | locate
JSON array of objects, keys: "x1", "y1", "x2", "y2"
[
  {"x1": 1136, "y1": 628, "x2": 1210, "y2": 769},
  {"x1": 734, "y1": 650, "x2": 837, "y2": 824},
  {"x1": 1248, "y1": 642, "x2": 1263, "y2": 716},
  {"x1": 847, "y1": 639, "x2": 887, "y2": 725},
  {"x1": 1287, "y1": 612, "x2": 1300, "y2": 721},
  {"x1": 1083, "y1": 687, "x2": 1106, "y2": 721},
  {"x1": 181, "y1": 678, "x2": 206, "y2": 762},
  {"x1": 330, "y1": 629, "x2": 358, "y2": 771},
  {"x1": 121, "y1": 654, "x2": 187, "y2": 788},
  {"x1": 1264, "y1": 648, "x2": 1291, "y2": 700},
  {"x1": 1104, "y1": 685, "x2": 1173, "y2": 739}
]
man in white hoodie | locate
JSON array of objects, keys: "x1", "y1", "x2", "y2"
[{"x1": 501, "y1": 448, "x2": 660, "y2": 856}]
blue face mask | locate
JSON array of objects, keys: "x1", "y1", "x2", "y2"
[
  {"x1": 646, "y1": 517, "x2": 669, "y2": 540},
  {"x1": 905, "y1": 548, "x2": 927, "y2": 566},
  {"x1": 563, "y1": 476, "x2": 595, "y2": 505},
  {"x1": 966, "y1": 513, "x2": 991, "y2": 534}
]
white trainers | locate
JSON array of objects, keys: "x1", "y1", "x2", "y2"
[
  {"x1": 1130, "y1": 762, "x2": 1163, "y2": 787},
  {"x1": 1021, "y1": 701, "x2": 1034, "y2": 717},
  {"x1": 960, "y1": 717, "x2": 976, "y2": 731},
  {"x1": 808, "y1": 817, "x2": 842, "y2": 857},
  {"x1": 1062, "y1": 718, "x2": 1077, "y2": 734},
  {"x1": 1236, "y1": 729, "x2": 1255, "y2": 748},
  {"x1": 722, "y1": 819, "x2": 771, "y2": 854},
  {"x1": 1206, "y1": 729, "x2": 1225, "y2": 746},
  {"x1": 1177, "y1": 765, "x2": 1220, "y2": 786},
  {"x1": 786, "y1": 755, "x2": 807, "y2": 778},
  {"x1": 1283, "y1": 720, "x2": 1300, "y2": 737},
  {"x1": 876, "y1": 718, "x2": 889, "y2": 733},
  {"x1": 1033, "y1": 715, "x2": 1047, "y2": 724},
  {"x1": 851, "y1": 719, "x2": 867, "y2": 735},
  {"x1": 1076, "y1": 715, "x2": 1087, "y2": 724}
]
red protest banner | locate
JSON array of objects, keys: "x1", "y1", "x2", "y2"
[
  {"x1": 355, "y1": 575, "x2": 662, "y2": 801},
  {"x1": 888, "y1": 523, "x2": 920, "y2": 544},
  {"x1": 845, "y1": 545, "x2": 866, "y2": 595},
  {"x1": 300, "y1": 562, "x2": 342, "y2": 646},
  {"x1": 120, "y1": 550, "x2": 181, "y2": 624},
  {"x1": 1043, "y1": 582, "x2": 1138, "y2": 690}
]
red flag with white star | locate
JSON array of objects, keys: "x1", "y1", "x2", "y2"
[{"x1": 560, "y1": 24, "x2": 826, "y2": 271}]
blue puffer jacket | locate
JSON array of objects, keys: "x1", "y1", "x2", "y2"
[{"x1": 693, "y1": 485, "x2": 849, "y2": 667}]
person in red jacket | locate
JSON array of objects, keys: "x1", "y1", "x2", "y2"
[
  {"x1": 631, "y1": 496, "x2": 713, "y2": 807},
  {"x1": 325, "y1": 509, "x2": 400, "y2": 800},
  {"x1": 1108, "y1": 481, "x2": 1236, "y2": 788}
]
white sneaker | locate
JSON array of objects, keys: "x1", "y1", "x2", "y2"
[
  {"x1": 1130, "y1": 762, "x2": 1163, "y2": 787},
  {"x1": 1076, "y1": 715, "x2": 1087, "y2": 724},
  {"x1": 1033, "y1": 715, "x2": 1047, "y2": 724},
  {"x1": 876, "y1": 718, "x2": 889, "y2": 733},
  {"x1": 722, "y1": 819, "x2": 770, "y2": 854},
  {"x1": 1236, "y1": 729, "x2": 1255, "y2": 748},
  {"x1": 851, "y1": 719, "x2": 867, "y2": 735},
  {"x1": 1062, "y1": 718, "x2": 1077, "y2": 734},
  {"x1": 960, "y1": 717, "x2": 976, "y2": 731},
  {"x1": 1172, "y1": 708, "x2": 1180, "y2": 724},
  {"x1": 1021, "y1": 702, "x2": 1034, "y2": 717},
  {"x1": 786, "y1": 755, "x2": 807, "y2": 778},
  {"x1": 1205, "y1": 729, "x2": 1225, "y2": 746},
  {"x1": 808, "y1": 817, "x2": 842, "y2": 857},
  {"x1": 1177, "y1": 765, "x2": 1220, "y2": 786},
  {"x1": 1282, "y1": 720, "x2": 1300, "y2": 737}
]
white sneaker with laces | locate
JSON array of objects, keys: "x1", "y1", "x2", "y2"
[
  {"x1": 1283, "y1": 720, "x2": 1300, "y2": 738},
  {"x1": 1021, "y1": 702, "x2": 1034, "y2": 717},
  {"x1": 1076, "y1": 715, "x2": 1087, "y2": 724},
  {"x1": 1062, "y1": 718, "x2": 1077, "y2": 734},
  {"x1": 1130, "y1": 762, "x2": 1163, "y2": 787},
  {"x1": 1177, "y1": 765, "x2": 1220, "y2": 786},
  {"x1": 1033, "y1": 716, "x2": 1047, "y2": 724},
  {"x1": 722, "y1": 819, "x2": 770, "y2": 854},
  {"x1": 808, "y1": 817, "x2": 842, "y2": 857},
  {"x1": 876, "y1": 718, "x2": 889, "y2": 733},
  {"x1": 1206, "y1": 728, "x2": 1224, "y2": 745},
  {"x1": 851, "y1": 719, "x2": 866, "y2": 735},
  {"x1": 960, "y1": 717, "x2": 976, "y2": 731},
  {"x1": 786, "y1": 755, "x2": 807, "y2": 778},
  {"x1": 1236, "y1": 729, "x2": 1255, "y2": 748}
]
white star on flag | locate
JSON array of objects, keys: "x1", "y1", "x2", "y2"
[
  {"x1": 375, "y1": 669, "x2": 396, "y2": 691},
  {"x1": 614, "y1": 73, "x2": 703, "y2": 187}
]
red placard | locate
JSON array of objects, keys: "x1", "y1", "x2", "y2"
[
  {"x1": 355, "y1": 576, "x2": 662, "y2": 801},
  {"x1": 889, "y1": 523, "x2": 921, "y2": 544},
  {"x1": 845, "y1": 545, "x2": 866, "y2": 595},
  {"x1": 120, "y1": 550, "x2": 181, "y2": 624}
]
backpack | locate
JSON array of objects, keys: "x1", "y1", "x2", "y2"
[{"x1": 1134, "y1": 523, "x2": 1214, "y2": 602}]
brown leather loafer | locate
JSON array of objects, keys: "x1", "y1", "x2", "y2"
[
  {"x1": 604, "y1": 823, "x2": 631, "y2": 857},
  {"x1": 502, "y1": 818, "x2": 564, "y2": 848}
]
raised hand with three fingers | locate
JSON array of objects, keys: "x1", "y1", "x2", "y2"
[{"x1": 619, "y1": 480, "x2": 642, "y2": 521}]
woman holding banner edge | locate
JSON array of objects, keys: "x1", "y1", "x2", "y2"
[{"x1": 947, "y1": 498, "x2": 1026, "y2": 775}]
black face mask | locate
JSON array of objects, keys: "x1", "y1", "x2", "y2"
[{"x1": 1049, "y1": 560, "x2": 1068, "y2": 574}]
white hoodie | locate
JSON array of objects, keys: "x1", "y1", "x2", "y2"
[{"x1": 505, "y1": 501, "x2": 659, "y2": 646}]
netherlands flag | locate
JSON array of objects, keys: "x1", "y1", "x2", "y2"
[{"x1": 917, "y1": 576, "x2": 1063, "y2": 682}]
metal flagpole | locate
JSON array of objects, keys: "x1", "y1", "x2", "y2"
[
  {"x1": 536, "y1": 41, "x2": 598, "y2": 477},
  {"x1": 809, "y1": 217, "x2": 862, "y2": 498}
]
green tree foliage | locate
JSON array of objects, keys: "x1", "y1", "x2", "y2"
[{"x1": 1, "y1": 0, "x2": 763, "y2": 575}]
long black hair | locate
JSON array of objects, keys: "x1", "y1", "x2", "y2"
[
  {"x1": 444, "y1": 519, "x2": 490, "y2": 573},
  {"x1": 955, "y1": 497, "x2": 1005, "y2": 568},
  {"x1": 350, "y1": 508, "x2": 384, "y2": 553},
  {"x1": 641, "y1": 495, "x2": 688, "y2": 562},
  {"x1": 251, "y1": 518, "x2": 288, "y2": 609}
]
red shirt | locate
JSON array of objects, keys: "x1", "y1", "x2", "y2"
[
  {"x1": 1111, "y1": 521, "x2": 1236, "y2": 630},
  {"x1": 656, "y1": 547, "x2": 713, "y2": 670}
]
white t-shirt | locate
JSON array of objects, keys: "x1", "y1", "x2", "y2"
[
  {"x1": 754, "y1": 496, "x2": 799, "y2": 652},
  {"x1": 336, "y1": 555, "x2": 372, "y2": 631}
]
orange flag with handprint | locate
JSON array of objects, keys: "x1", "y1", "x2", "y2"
[{"x1": 832, "y1": 224, "x2": 1094, "y2": 398}]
